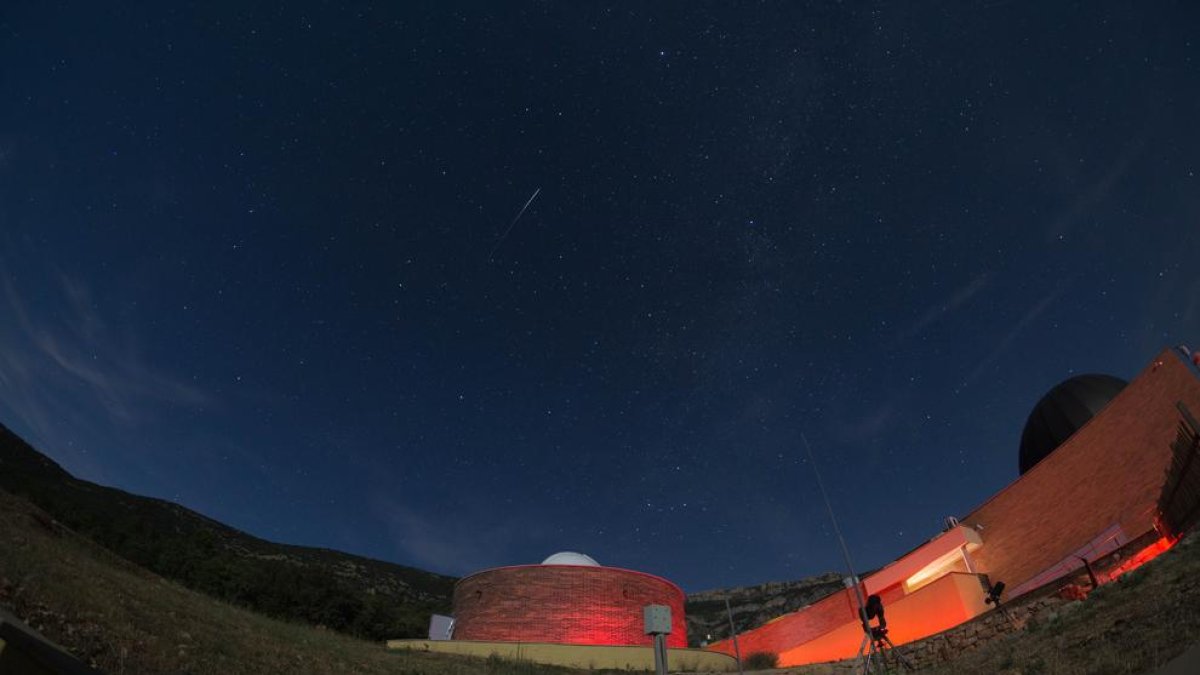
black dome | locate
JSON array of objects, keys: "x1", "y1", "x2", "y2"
[{"x1": 1018, "y1": 374, "x2": 1128, "y2": 475}]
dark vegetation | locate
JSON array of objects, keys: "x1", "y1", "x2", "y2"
[
  {"x1": 744, "y1": 651, "x2": 779, "y2": 669},
  {"x1": 0, "y1": 423, "x2": 455, "y2": 643},
  {"x1": 0, "y1": 486, "x2": 585, "y2": 673}
]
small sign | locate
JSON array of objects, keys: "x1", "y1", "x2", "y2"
[
  {"x1": 643, "y1": 604, "x2": 672, "y2": 635},
  {"x1": 428, "y1": 614, "x2": 455, "y2": 641}
]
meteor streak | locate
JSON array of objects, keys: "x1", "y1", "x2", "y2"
[{"x1": 488, "y1": 186, "x2": 541, "y2": 261}]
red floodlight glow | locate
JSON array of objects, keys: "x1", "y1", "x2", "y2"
[
  {"x1": 452, "y1": 564, "x2": 688, "y2": 648},
  {"x1": 1105, "y1": 536, "x2": 1175, "y2": 581}
]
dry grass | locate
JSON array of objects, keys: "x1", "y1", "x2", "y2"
[{"x1": 0, "y1": 488, "x2": 593, "y2": 674}]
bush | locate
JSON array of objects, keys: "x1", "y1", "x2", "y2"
[{"x1": 744, "y1": 651, "x2": 779, "y2": 669}]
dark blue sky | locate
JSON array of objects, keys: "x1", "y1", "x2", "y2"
[{"x1": 1, "y1": 2, "x2": 1198, "y2": 591}]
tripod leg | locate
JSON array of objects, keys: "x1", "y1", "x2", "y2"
[
  {"x1": 856, "y1": 631, "x2": 871, "y2": 673},
  {"x1": 874, "y1": 639, "x2": 893, "y2": 673},
  {"x1": 867, "y1": 636, "x2": 886, "y2": 675},
  {"x1": 882, "y1": 636, "x2": 915, "y2": 672}
]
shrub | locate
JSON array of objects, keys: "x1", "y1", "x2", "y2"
[{"x1": 744, "y1": 651, "x2": 779, "y2": 669}]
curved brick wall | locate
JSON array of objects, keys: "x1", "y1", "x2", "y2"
[{"x1": 452, "y1": 565, "x2": 687, "y2": 648}]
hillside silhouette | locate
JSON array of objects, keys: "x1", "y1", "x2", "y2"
[{"x1": 0, "y1": 422, "x2": 454, "y2": 642}]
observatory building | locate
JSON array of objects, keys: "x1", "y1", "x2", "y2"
[
  {"x1": 388, "y1": 552, "x2": 736, "y2": 671},
  {"x1": 451, "y1": 551, "x2": 688, "y2": 648},
  {"x1": 388, "y1": 345, "x2": 1200, "y2": 672},
  {"x1": 707, "y1": 346, "x2": 1200, "y2": 667},
  {"x1": 388, "y1": 550, "x2": 735, "y2": 670},
  {"x1": 1018, "y1": 373, "x2": 1129, "y2": 474}
]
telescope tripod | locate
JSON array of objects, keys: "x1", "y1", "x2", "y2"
[{"x1": 856, "y1": 626, "x2": 914, "y2": 674}]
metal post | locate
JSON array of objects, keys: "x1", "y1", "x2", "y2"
[
  {"x1": 1077, "y1": 555, "x2": 1100, "y2": 588},
  {"x1": 654, "y1": 633, "x2": 668, "y2": 675},
  {"x1": 802, "y1": 433, "x2": 881, "y2": 674},
  {"x1": 725, "y1": 598, "x2": 744, "y2": 675},
  {"x1": 644, "y1": 604, "x2": 671, "y2": 675},
  {"x1": 802, "y1": 434, "x2": 869, "y2": 614}
]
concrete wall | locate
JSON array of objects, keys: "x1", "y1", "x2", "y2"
[{"x1": 387, "y1": 638, "x2": 737, "y2": 672}]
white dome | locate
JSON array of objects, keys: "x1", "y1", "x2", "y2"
[{"x1": 541, "y1": 551, "x2": 601, "y2": 566}]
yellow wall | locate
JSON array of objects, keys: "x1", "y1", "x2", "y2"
[{"x1": 387, "y1": 638, "x2": 738, "y2": 672}]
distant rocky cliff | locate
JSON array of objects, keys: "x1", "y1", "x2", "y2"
[{"x1": 685, "y1": 573, "x2": 845, "y2": 647}]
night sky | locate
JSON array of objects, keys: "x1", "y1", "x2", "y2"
[{"x1": 2, "y1": 2, "x2": 1198, "y2": 592}]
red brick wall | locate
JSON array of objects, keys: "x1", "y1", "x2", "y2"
[
  {"x1": 708, "y1": 349, "x2": 1200, "y2": 663},
  {"x1": 452, "y1": 565, "x2": 687, "y2": 648},
  {"x1": 707, "y1": 587, "x2": 857, "y2": 657},
  {"x1": 960, "y1": 349, "x2": 1200, "y2": 595}
]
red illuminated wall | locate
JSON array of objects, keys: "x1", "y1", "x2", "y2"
[
  {"x1": 452, "y1": 565, "x2": 687, "y2": 648},
  {"x1": 777, "y1": 573, "x2": 988, "y2": 665},
  {"x1": 707, "y1": 583, "x2": 905, "y2": 660},
  {"x1": 707, "y1": 348, "x2": 1200, "y2": 667},
  {"x1": 708, "y1": 574, "x2": 988, "y2": 665},
  {"x1": 960, "y1": 349, "x2": 1200, "y2": 595}
]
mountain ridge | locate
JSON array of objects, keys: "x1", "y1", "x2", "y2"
[
  {"x1": 0, "y1": 420, "x2": 845, "y2": 648},
  {"x1": 0, "y1": 421, "x2": 455, "y2": 641}
]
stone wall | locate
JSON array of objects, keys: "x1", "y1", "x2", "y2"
[{"x1": 892, "y1": 592, "x2": 1070, "y2": 670}]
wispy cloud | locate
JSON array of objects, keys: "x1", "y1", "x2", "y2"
[
  {"x1": 899, "y1": 273, "x2": 990, "y2": 341},
  {"x1": 833, "y1": 402, "x2": 897, "y2": 445},
  {"x1": 0, "y1": 271, "x2": 207, "y2": 474},
  {"x1": 963, "y1": 283, "x2": 1069, "y2": 385},
  {"x1": 371, "y1": 492, "x2": 547, "y2": 575},
  {"x1": 1042, "y1": 131, "x2": 1146, "y2": 242}
]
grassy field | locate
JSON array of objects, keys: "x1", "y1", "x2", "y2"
[{"x1": 0, "y1": 487, "x2": 594, "y2": 675}]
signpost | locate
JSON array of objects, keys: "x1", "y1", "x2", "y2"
[
  {"x1": 643, "y1": 604, "x2": 672, "y2": 675},
  {"x1": 725, "y1": 598, "x2": 744, "y2": 675}
]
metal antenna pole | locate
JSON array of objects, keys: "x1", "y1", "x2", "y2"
[
  {"x1": 725, "y1": 598, "x2": 744, "y2": 675},
  {"x1": 801, "y1": 434, "x2": 866, "y2": 608},
  {"x1": 801, "y1": 433, "x2": 880, "y2": 673}
]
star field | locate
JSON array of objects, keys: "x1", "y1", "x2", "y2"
[{"x1": 0, "y1": 2, "x2": 1198, "y2": 591}]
